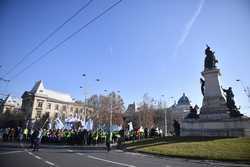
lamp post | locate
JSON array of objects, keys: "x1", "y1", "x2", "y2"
[
  {"x1": 161, "y1": 94, "x2": 167, "y2": 137},
  {"x1": 80, "y1": 86, "x2": 86, "y2": 126},
  {"x1": 103, "y1": 89, "x2": 111, "y2": 133},
  {"x1": 104, "y1": 89, "x2": 121, "y2": 140},
  {"x1": 95, "y1": 78, "x2": 100, "y2": 130},
  {"x1": 80, "y1": 73, "x2": 87, "y2": 125},
  {"x1": 161, "y1": 95, "x2": 174, "y2": 137}
]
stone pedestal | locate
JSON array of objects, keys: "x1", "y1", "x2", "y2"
[
  {"x1": 181, "y1": 68, "x2": 250, "y2": 137},
  {"x1": 181, "y1": 117, "x2": 250, "y2": 137},
  {"x1": 199, "y1": 69, "x2": 230, "y2": 120}
]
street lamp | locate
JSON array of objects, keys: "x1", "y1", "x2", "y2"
[
  {"x1": 103, "y1": 89, "x2": 120, "y2": 140},
  {"x1": 161, "y1": 95, "x2": 174, "y2": 137},
  {"x1": 103, "y1": 89, "x2": 111, "y2": 133},
  {"x1": 161, "y1": 94, "x2": 168, "y2": 137},
  {"x1": 80, "y1": 73, "x2": 88, "y2": 124},
  {"x1": 80, "y1": 86, "x2": 87, "y2": 124},
  {"x1": 95, "y1": 78, "x2": 100, "y2": 130}
]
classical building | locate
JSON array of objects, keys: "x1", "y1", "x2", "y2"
[
  {"x1": 0, "y1": 95, "x2": 22, "y2": 113},
  {"x1": 21, "y1": 80, "x2": 94, "y2": 123},
  {"x1": 168, "y1": 93, "x2": 191, "y2": 133}
]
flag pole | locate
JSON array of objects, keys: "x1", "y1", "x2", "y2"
[{"x1": 41, "y1": 118, "x2": 48, "y2": 129}]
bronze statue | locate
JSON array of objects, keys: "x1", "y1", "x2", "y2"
[
  {"x1": 222, "y1": 87, "x2": 237, "y2": 110},
  {"x1": 200, "y1": 78, "x2": 205, "y2": 96},
  {"x1": 204, "y1": 45, "x2": 218, "y2": 70},
  {"x1": 222, "y1": 86, "x2": 242, "y2": 117},
  {"x1": 185, "y1": 105, "x2": 199, "y2": 119}
]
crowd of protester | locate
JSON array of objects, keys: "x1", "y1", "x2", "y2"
[
  {"x1": 0, "y1": 127, "x2": 24, "y2": 142},
  {"x1": 0, "y1": 127, "x2": 107, "y2": 145},
  {"x1": 1, "y1": 126, "x2": 165, "y2": 145}
]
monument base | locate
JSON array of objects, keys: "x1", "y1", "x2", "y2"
[
  {"x1": 182, "y1": 46, "x2": 250, "y2": 137},
  {"x1": 181, "y1": 117, "x2": 250, "y2": 137}
]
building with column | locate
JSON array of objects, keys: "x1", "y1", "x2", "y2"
[{"x1": 21, "y1": 80, "x2": 94, "y2": 123}]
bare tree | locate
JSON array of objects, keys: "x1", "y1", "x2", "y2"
[{"x1": 87, "y1": 92, "x2": 125, "y2": 129}]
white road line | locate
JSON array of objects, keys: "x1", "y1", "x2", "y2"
[
  {"x1": 27, "y1": 151, "x2": 33, "y2": 156},
  {"x1": 0, "y1": 151, "x2": 23, "y2": 155},
  {"x1": 87, "y1": 155, "x2": 136, "y2": 167},
  {"x1": 67, "y1": 149, "x2": 73, "y2": 152},
  {"x1": 45, "y1": 160, "x2": 56, "y2": 166},
  {"x1": 76, "y1": 152, "x2": 84, "y2": 156},
  {"x1": 26, "y1": 151, "x2": 58, "y2": 167},
  {"x1": 34, "y1": 155, "x2": 42, "y2": 160},
  {"x1": 125, "y1": 152, "x2": 146, "y2": 157},
  {"x1": 115, "y1": 150, "x2": 123, "y2": 153}
]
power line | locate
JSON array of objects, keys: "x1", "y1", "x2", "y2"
[
  {"x1": 0, "y1": 77, "x2": 10, "y2": 82},
  {"x1": 3, "y1": 0, "x2": 94, "y2": 77},
  {"x1": 9, "y1": 0, "x2": 123, "y2": 81}
]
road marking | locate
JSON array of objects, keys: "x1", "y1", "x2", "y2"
[
  {"x1": 115, "y1": 150, "x2": 123, "y2": 153},
  {"x1": 34, "y1": 155, "x2": 42, "y2": 160},
  {"x1": 27, "y1": 151, "x2": 33, "y2": 156},
  {"x1": 67, "y1": 149, "x2": 73, "y2": 152},
  {"x1": 76, "y1": 152, "x2": 84, "y2": 156},
  {"x1": 0, "y1": 151, "x2": 23, "y2": 155},
  {"x1": 45, "y1": 160, "x2": 56, "y2": 166},
  {"x1": 87, "y1": 155, "x2": 136, "y2": 167},
  {"x1": 26, "y1": 151, "x2": 58, "y2": 167},
  {"x1": 125, "y1": 152, "x2": 145, "y2": 156}
]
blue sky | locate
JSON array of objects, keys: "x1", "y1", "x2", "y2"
[{"x1": 1, "y1": 0, "x2": 250, "y2": 115}]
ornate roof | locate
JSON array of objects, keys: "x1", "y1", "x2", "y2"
[
  {"x1": 30, "y1": 80, "x2": 74, "y2": 103},
  {"x1": 177, "y1": 93, "x2": 190, "y2": 106}
]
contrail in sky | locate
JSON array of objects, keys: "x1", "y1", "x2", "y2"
[{"x1": 173, "y1": 0, "x2": 205, "y2": 56}]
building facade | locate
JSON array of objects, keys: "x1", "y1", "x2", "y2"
[
  {"x1": 0, "y1": 95, "x2": 22, "y2": 113},
  {"x1": 21, "y1": 80, "x2": 94, "y2": 123},
  {"x1": 168, "y1": 93, "x2": 191, "y2": 133}
]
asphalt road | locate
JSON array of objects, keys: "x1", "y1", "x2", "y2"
[{"x1": 0, "y1": 142, "x2": 249, "y2": 167}]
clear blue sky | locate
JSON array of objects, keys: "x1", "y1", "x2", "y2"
[{"x1": 1, "y1": 0, "x2": 250, "y2": 115}]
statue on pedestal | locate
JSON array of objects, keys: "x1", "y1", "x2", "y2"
[
  {"x1": 222, "y1": 87, "x2": 236, "y2": 110},
  {"x1": 222, "y1": 86, "x2": 242, "y2": 117},
  {"x1": 200, "y1": 78, "x2": 205, "y2": 96},
  {"x1": 204, "y1": 45, "x2": 218, "y2": 70},
  {"x1": 186, "y1": 105, "x2": 199, "y2": 119}
]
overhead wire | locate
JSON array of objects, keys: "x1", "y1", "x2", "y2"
[
  {"x1": 3, "y1": 0, "x2": 94, "y2": 77},
  {"x1": 9, "y1": 0, "x2": 123, "y2": 81}
]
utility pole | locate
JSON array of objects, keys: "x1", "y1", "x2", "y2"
[
  {"x1": 95, "y1": 78, "x2": 100, "y2": 130},
  {"x1": 80, "y1": 73, "x2": 87, "y2": 126},
  {"x1": 104, "y1": 89, "x2": 112, "y2": 142},
  {"x1": 161, "y1": 95, "x2": 174, "y2": 137},
  {"x1": 104, "y1": 89, "x2": 110, "y2": 131},
  {"x1": 110, "y1": 96, "x2": 112, "y2": 134},
  {"x1": 161, "y1": 94, "x2": 167, "y2": 137}
]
